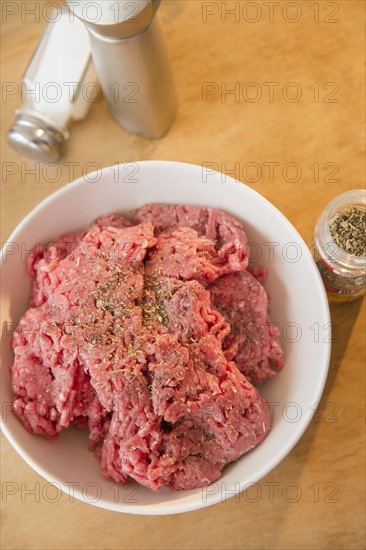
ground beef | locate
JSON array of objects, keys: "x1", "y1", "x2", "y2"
[
  {"x1": 11, "y1": 205, "x2": 283, "y2": 491},
  {"x1": 209, "y1": 271, "x2": 285, "y2": 384},
  {"x1": 133, "y1": 204, "x2": 249, "y2": 277},
  {"x1": 27, "y1": 214, "x2": 132, "y2": 308},
  {"x1": 12, "y1": 221, "x2": 156, "y2": 436}
]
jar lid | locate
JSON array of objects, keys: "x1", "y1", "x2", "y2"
[{"x1": 7, "y1": 113, "x2": 65, "y2": 163}]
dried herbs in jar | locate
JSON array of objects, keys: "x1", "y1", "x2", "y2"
[{"x1": 311, "y1": 190, "x2": 366, "y2": 303}]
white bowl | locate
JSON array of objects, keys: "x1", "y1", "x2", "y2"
[{"x1": 0, "y1": 161, "x2": 330, "y2": 514}]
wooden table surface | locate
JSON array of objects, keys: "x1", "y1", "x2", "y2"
[{"x1": 1, "y1": 1, "x2": 365, "y2": 549}]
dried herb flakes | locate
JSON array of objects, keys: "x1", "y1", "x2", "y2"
[{"x1": 330, "y1": 207, "x2": 366, "y2": 256}]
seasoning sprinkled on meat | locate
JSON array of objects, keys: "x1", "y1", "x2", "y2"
[
  {"x1": 12, "y1": 221, "x2": 156, "y2": 436},
  {"x1": 11, "y1": 205, "x2": 284, "y2": 491},
  {"x1": 27, "y1": 213, "x2": 131, "y2": 308}
]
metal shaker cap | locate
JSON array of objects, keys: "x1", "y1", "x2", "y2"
[
  {"x1": 7, "y1": 113, "x2": 65, "y2": 163},
  {"x1": 66, "y1": 0, "x2": 161, "y2": 39}
]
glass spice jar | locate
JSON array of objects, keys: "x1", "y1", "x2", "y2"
[{"x1": 311, "y1": 189, "x2": 366, "y2": 303}]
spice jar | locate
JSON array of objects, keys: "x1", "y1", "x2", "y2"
[
  {"x1": 311, "y1": 189, "x2": 366, "y2": 302},
  {"x1": 7, "y1": 6, "x2": 97, "y2": 162}
]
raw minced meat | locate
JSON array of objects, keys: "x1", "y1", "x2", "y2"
[
  {"x1": 133, "y1": 204, "x2": 249, "y2": 277},
  {"x1": 209, "y1": 271, "x2": 285, "y2": 384},
  {"x1": 11, "y1": 205, "x2": 284, "y2": 491}
]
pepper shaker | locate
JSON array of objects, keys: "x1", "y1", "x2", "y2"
[{"x1": 66, "y1": 0, "x2": 177, "y2": 139}]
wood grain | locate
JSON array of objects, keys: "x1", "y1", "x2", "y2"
[{"x1": 1, "y1": 1, "x2": 365, "y2": 549}]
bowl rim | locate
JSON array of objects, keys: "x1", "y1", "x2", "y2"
[{"x1": 0, "y1": 160, "x2": 331, "y2": 514}]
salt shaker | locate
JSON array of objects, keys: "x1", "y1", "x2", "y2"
[
  {"x1": 7, "y1": 6, "x2": 97, "y2": 163},
  {"x1": 311, "y1": 189, "x2": 366, "y2": 302},
  {"x1": 66, "y1": 0, "x2": 177, "y2": 139}
]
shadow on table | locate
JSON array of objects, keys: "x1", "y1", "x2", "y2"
[
  {"x1": 285, "y1": 297, "x2": 364, "y2": 458},
  {"x1": 321, "y1": 298, "x2": 364, "y2": 403}
]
